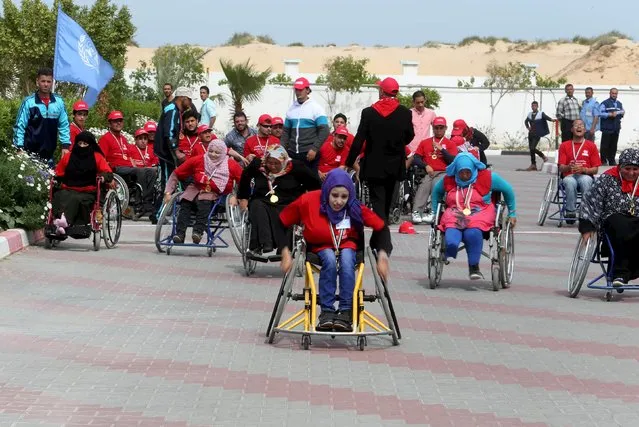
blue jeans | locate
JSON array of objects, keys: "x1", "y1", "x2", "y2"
[
  {"x1": 317, "y1": 248, "x2": 356, "y2": 312},
  {"x1": 562, "y1": 174, "x2": 593, "y2": 212},
  {"x1": 444, "y1": 228, "x2": 483, "y2": 266}
]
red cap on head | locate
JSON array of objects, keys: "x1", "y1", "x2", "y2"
[
  {"x1": 258, "y1": 114, "x2": 272, "y2": 125},
  {"x1": 107, "y1": 110, "x2": 124, "y2": 121},
  {"x1": 398, "y1": 221, "x2": 417, "y2": 235},
  {"x1": 134, "y1": 128, "x2": 148, "y2": 138},
  {"x1": 376, "y1": 77, "x2": 400, "y2": 94},
  {"x1": 73, "y1": 100, "x2": 89, "y2": 112},
  {"x1": 451, "y1": 119, "x2": 468, "y2": 136},
  {"x1": 432, "y1": 116, "x2": 447, "y2": 127},
  {"x1": 143, "y1": 121, "x2": 157, "y2": 133},
  {"x1": 293, "y1": 77, "x2": 310, "y2": 90},
  {"x1": 197, "y1": 124, "x2": 212, "y2": 134},
  {"x1": 271, "y1": 116, "x2": 284, "y2": 126},
  {"x1": 334, "y1": 126, "x2": 349, "y2": 136}
]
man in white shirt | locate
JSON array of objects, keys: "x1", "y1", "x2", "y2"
[{"x1": 199, "y1": 85, "x2": 216, "y2": 128}]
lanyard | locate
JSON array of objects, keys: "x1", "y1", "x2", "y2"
[
  {"x1": 186, "y1": 135, "x2": 198, "y2": 152},
  {"x1": 255, "y1": 136, "x2": 268, "y2": 154},
  {"x1": 628, "y1": 178, "x2": 639, "y2": 215},
  {"x1": 135, "y1": 146, "x2": 148, "y2": 167},
  {"x1": 455, "y1": 185, "x2": 474, "y2": 212},
  {"x1": 329, "y1": 212, "x2": 347, "y2": 255},
  {"x1": 571, "y1": 139, "x2": 585, "y2": 162},
  {"x1": 109, "y1": 131, "x2": 127, "y2": 157}
]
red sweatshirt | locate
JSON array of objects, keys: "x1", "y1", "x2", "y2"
[
  {"x1": 172, "y1": 155, "x2": 242, "y2": 195},
  {"x1": 98, "y1": 132, "x2": 134, "y2": 168},
  {"x1": 55, "y1": 152, "x2": 112, "y2": 192},
  {"x1": 243, "y1": 135, "x2": 279, "y2": 158},
  {"x1": 129, "y1": 144, "x2": 159, "y2": 168}
]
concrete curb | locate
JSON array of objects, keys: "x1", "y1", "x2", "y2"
[{"x1": 0, "y1": 228, "x2": 44, "y2": 260}]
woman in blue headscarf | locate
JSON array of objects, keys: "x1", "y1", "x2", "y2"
[
  {"x1": 279, "y1": 169, "x2": 392, "y2": 332},
  {"x1": 431, "y1": 153, "x2": 517, "y2": 280}
]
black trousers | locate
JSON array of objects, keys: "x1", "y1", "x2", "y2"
[
  {"x1": 248, "y1": 199, "x2": 287, "y2": 251},
  {"x1": 528, "y1": 135, "x2": 545, "y2": 164},
  {"x1": 155, "y1": 156, "x2": 177, "y2": 217},
  {"x1": 176, "y1": 198, "x2": 213, "y2": 236},
  {"x1": 600, "y1": 132, "x2": 620, "y2": 166},
  {"x1": 560, "y1": 118, "x2": 574, "y2": 142},
  {"x1": 286, "y1": 150, "x2": 319, "y2": 171},
  {"x1": 366, "y1": 177, "x2": 398, "y2": 224},
  {"x1": 115, "y1": 166, "x2": 157, "y2": 213},
  {"x1": 604, "y1": 213, "x2": 639, "y2": 281},
  {"x1": 52, "y1": 189, "x2": 96, "y2": 226}
]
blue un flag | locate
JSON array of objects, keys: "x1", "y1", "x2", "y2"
[{"x1": 53, "y1": 8, "x2": 115, "y2": 107}]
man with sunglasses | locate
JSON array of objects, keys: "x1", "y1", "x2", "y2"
[
  {"x1": 411, "y1": 117, "x2": 458, "y2": 224},
  {"x1": 243, "y1": 114, "x2": 280, "y2": 161}
]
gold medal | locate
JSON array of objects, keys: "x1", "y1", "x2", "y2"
[
  {"x1": 462, "y1": 208, "x2": 471, "y2": 216},
  {"x1": 123, "y1": 154, "x2": 127, "y2": 160},
  {"x1": 205, "y1": 184, "x2": 211, "y2": 192},
  {"x1": 270, "y1": 194, "x2": 279, "y2": 203},
  {"x1": 431, "y1": 153, "x2": 438, "y2": 159}
]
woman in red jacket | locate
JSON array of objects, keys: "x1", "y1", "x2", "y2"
[
  {"x1": 51, "y1": 131, "x2": 113, "y2": 237},
  {"x1": 164, "y1": 139, "x2": 242, "y2": 244},
  {"x1": 279, "y1": 169, "x2": 392, "y2": 332}
]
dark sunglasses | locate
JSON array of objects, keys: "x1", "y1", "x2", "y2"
[{"x1": 260, "y1": 124, "x2": 272, "y2": 128}]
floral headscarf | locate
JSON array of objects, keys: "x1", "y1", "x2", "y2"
[
  {"x1": 261, "y1": 145, "x2": 292, "y2": 178},
  {"x1": 605, "y1": 148, "x2": 639, "y2": 193}
]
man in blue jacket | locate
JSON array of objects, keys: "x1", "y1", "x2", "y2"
[
  {"x1": 13, "y1": 68, "x2": 71, "y2": 162},
  {"x1": 598, "y1": 88, "x2": 625, "y2": 166},
  {"x1": 580, "y1": 87, "x2": 600, "y2": 142}
]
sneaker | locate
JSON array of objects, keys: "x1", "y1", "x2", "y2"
[
  {"x1": 149, "y1": 214, "x2": 158, "y2": 225},
  {"x1": 613, "y1": 277, "x2": 627, "y2": 287},
  {"x1": 316, "y1": 311, "x2": 334, "y2": 331},
  {"x1": 172, "y1": 234, "x2": 185, "y2": 244},
  {"x1": 541, "y1": 155, "x2": 548, "y2": 163},
  {"x1": 421, "y1": 213, "x2": 434, "y2": 224},
  {"x1": 333, "y1": 310, "x2": 353, "y2": 332},
  {"x1": 412, "y1": 211, "x2": 423, "y2": 224},
  {"x1": 191, "y1": 232, "x2": 203, "y2": 244},
  {"x1": 469, "y1": 265, "x2": 484, "y2": 280},
  {"x1": 525, "y1": 164, "x2": 537, "y2": 171}
]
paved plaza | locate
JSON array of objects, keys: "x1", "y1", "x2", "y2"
[{"x1": 1, "y1": 156, "x2": 638, "y2": 426}]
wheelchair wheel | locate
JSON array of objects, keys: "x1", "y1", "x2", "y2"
[
  {"x1": 102, "y1": 190, "x2": 122, "y2": 249},
  {"x1": 368, "y1": 247, "x2": 401, "y2": 343},
  {"x1": 112, "y1": 174, "x2": 130, "y2": 212},
  {"x1": 537, "y1": 176, "x2": 556, "y2": 226},
  {"x1": 44, "y1": 238, "x2": 53, "y2": 249},
  {"x1": 568, "y1": 234, "x2": 596, "y2": 298},
  {"x1": 267, "y1": 258, "x2": 298, "y2": 343},
  {"x1": 92, "y1": 230, "x2": 100, "y2": 251},
  {"x1": 226, "y1": 195, "x2": 244, "y2": 254},
  {"x1": 491, "y1": 263, "x2": 500, "y2": 291},
  {"x1": 499, "y1": 221, "x2": 515, "y2": 288},
  {"x1": 427, "y1": 228, "x2": 444, "y2": 289},
  {"x1": 155, "y1": 193, "x2": 180, "y2": 253},
  {"x1": 241, "y1": 211, "x2": 257, "y2": 276}
]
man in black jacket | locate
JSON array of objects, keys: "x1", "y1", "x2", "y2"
[
  {"x1": 451, "y1": 119, "x2": 490, "y2": 166},
  {"x1": 346, "y1": 77, "x2": 414, "y2": 223}
]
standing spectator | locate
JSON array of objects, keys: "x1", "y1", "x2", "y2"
[
  {"x1": 346, "y1": 77, "x2": 414, "y2": 223},
  {"x1": 243, "y1": 114, "x2": 280, "y2": 161},
  {"x1": 271, "y1": 117, "x2": 284, "y2": 141},
  {"x1": 580, "y1": 87, "x2": 600, "y2": 142},
  {"x1": 13, "y1": 67, "x2": 71, "y2": 162},
  {"x1": 408, "y1": 90, "x2": 436, "y2": 153},
  {"x1": 161, "y1": 83, "x2": 174, "y2": 109},
  {"x1": 556, "y1": 83, "x2": 581, "y2": 141},
  {"x1": 224, "y1": 111, "x2": 257, "y2": 165},
  {"x1": 523, "y1": 101, "x2": 553, "y2": 171},
  {"x1": 198, "y1": 85, "x2": 216, "y2": 128},
  {"x1": 451, "y1": 119, "x2": 490, "y2": 166},
  {"x1": 69, "y1": 100, "x2": 89, "y2": 148},
  {"x1": 280, "y1": 77, "x2": 330, "y2": 170},
  {"x1": 599, "y1": 88, "x2": 625, "y2": 166}
]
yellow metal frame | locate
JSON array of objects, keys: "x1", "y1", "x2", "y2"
[{"x1": 274, "y1": 261, "x2": 392, "y2": 334}]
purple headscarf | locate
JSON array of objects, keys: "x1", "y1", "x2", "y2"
[{"x1": 320, "y1": 169, "x2": 363, "y2": 230}]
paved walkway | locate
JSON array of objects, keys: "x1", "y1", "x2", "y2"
[{"x1": 1, "y1": 156, "x2": 638, "y2": 427}]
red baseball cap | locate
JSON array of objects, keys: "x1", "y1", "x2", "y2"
[
  {"x1": 334, "y1": 126, "x2": 349, "y2": 136},
  {"x1": 258, "y1": 114, "x2": 272, "y2": 125},
  {"x1": 134, "y1": 128, "x2": 148, "y2": 138},
  {"x1": 398, "y1": 221, "x2": 416, "y2": 235},
  {"x1": 72, "y1": 100, "x2": 89, "y2": 112},
  {"x1": 451, "y1": 136, "x2": 466, "y2": 146},
  {"x1": 376, "y1": 77, "x2": 400, "y2": 94},
  {"x1": 143, "y1": 121, "x2": 157, "y2": 133},
  {"x1": 293, "y1": 77, "x2": 311, "y2": 90},
  {"x1": 432, "y1": 117, "x2": 447, "y2": 127},
  {"x1": 451, "y1": 119, "x2": 468, "y2": 136},
  {"x1": 272, "y1": 117, "x2": 284, "y2": 126},
  {"x1": 197, "y1": 124, "x2": 213, "y2": 134},
  {"x1": 107, "y1": 110, "x2": 124, "y2": 121}
]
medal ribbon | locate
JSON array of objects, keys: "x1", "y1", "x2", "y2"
[
  {"x1": 571, "y1": 139, "x2": 586, "y2": 164},
  {"x1": 109, "y1": 131, "x2": 128, "y2": 159},
  {"x1": 628, "y1": 178, "x2": 639, "y2": 215},
  {"x1": 455, "y1": 185, "x2": 474, "y2": 212}
]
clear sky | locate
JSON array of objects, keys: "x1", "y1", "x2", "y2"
[{"x1": 13, "y1": 0, "x2": 639, "y2": 47}]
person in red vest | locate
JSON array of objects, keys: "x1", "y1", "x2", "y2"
[
  {"x1": 318, "y1": 126, "x2": 352, "y2": 180},
  {"x1": 69, "y1": 100, "x2": 89, "y2": 148},
  {"x1": 243, "y1": 114, "x2": 280, "y2": 161}
]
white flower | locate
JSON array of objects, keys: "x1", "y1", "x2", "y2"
[
  {"x1": 0, "y1": 208, "x2": 3, "y2": 214},
  {"x1": 37, "y1": 186, "x2": 41, "y2": 191},
  {"x1": 17, "y1": 174, "x2": 23, "y2": 179},
  {"x1": 19, "y1": 163, "x2": 25, "y2": 171},
  {"x1": 47, "y1": 202, "x2": 52, "y2": 209},
  {"x1": 40, "y1": 215, "x2": 45, "y2": 220}
]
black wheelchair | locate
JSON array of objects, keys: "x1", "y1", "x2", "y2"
[{"x1": 113, "y1": 168, "x2": 161, "y2": 220}]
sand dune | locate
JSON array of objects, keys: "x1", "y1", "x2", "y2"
[{"x1": 126, "y1": 38, "x2": 639, "y2": 85}]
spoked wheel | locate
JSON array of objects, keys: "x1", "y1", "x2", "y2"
[
  {"x1": 102, "y1": 190, "x2": 122, "y2": 249},
  {"x1": 568, "y1": 234, "x2": 596, "y2": 298},
  {"x1": 368, "y1": 247, "x2": 401, "y2": 344},
  {"x1": 226, "y1": 195, "x2": 244, "y2": 253},
  {"x1": 537, "y1": 176, "x2": 556, "y2": 226},
  {"x1": 499, "y1": 221, "x2": 515, "y2": 288},
  {"x1": 155, "y1": 193, "x2": 180, "y2": 253},
  {"x1": 427, "y1": 228, "x2": 444, "y2": 289},
  {"x1": 241, "y1": 211, "x2": 257, "y2": 276},
  {"x1": 389, "y1": 207, "x2": 401, "y2": 225},
  {"x1": 92, "y1": 230, "x2": 100, "y2": 251},
  {"x1": 112, "y1": 173, "x2": 130, "y2": 213},
  {"x1": 266, "y1": 257, "x2": 298, "y2": 342}
]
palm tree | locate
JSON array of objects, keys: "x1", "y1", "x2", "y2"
[{"x1": 219, "y1": 58, "x2": 272, "y2": 113}]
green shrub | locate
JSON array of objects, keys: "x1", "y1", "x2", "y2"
[
  {"x1": 0, "y1": 99, "x2": 21, "y2": 150},
  {"x1": 256, "y1": 34, "x2": 275, "y2": 44},
  {"x1": 225, "y1": 32, "x2": 255, "y2": 46},
  {"x1": 287, "y1": 42, "x2": 304, "y2": 47},
  {"x1": 0, "y1": 147, "x2": 52, "y2": 231}
]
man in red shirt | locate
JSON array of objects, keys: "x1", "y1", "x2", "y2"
[
  {"x1": 190, "y1": 124, "x2": 217, "y2": 158},
  {"x1": 271, "y1": 117, "x2": 284, "y2": 140},
  {"x1": 318, "y1": 126, "x2": 352, "y2": 180},
  {"x1": 558, "y1": 119, "x2": 601, "y2": 221},
  {"x1": 412, "y1": 116, "x2": 458, "y2": 224},
  {"x1": 243, "y1": 114, "x2": 279, "y2": 161},
  {"x1": 176, "y1": 110, "x2": 200, "y2": 160},
  {"x1": 70, "y1": 100, "x2": 89, "y2": 148},
  {"x1": 130, "y1": 128, "x2": 159, "y2": 168},
  {"x1": 129, "y1": 128, "x2": 159, "y2": 219}
]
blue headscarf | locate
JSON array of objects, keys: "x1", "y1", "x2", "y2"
[
  {"x1": 445, "y1": 152, "x2": 486, "y2": 187},
  {"x1": 320, "y1": 169, "x2": 363, "y2": 230}
]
